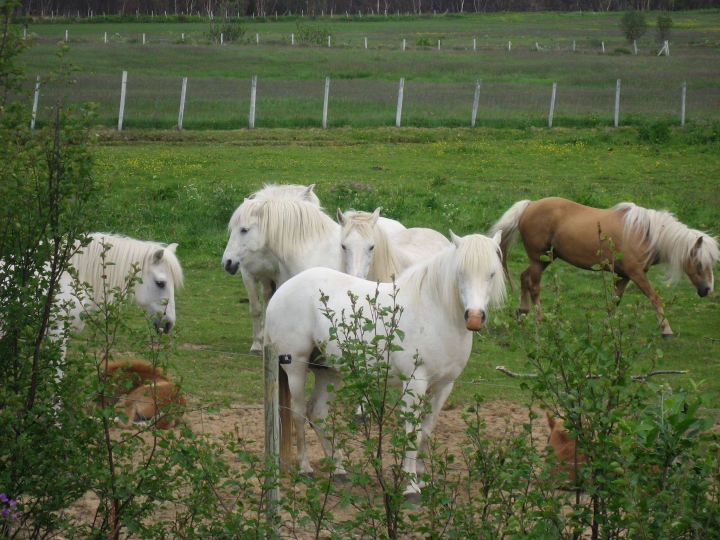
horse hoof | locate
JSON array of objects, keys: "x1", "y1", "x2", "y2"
[
  {"x1": 404, "y1": 492, "x2": 422, "y2": 505},
  {"x1": 513, "y1": 309, "x2": 528, "y2": 320},
  {"x1": 300, "y1": 471, "x2": 315, "y2": 480},
  {"x1": 354, "y1": 414, "x2": 369, "y2": 425},
  {"x1": 334, "y1": 474, "x2": 349, "y2": 484},
  {"x1": 661, "y1": 334, "x2": 675, "y2": 340}
]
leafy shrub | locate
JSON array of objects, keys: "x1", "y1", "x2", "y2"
[
  {"x1": 619, "y1": 8, "x2": 648, "y2": 43},
  {"x1": 657, "y1": 13, "x2": 673, "y2": 43},
  {"x1": 611, "y1": 47, "x2": 632, "y2": 55},
  {"x1": 205, "y1": 19, "x2": 246, "y2": 42},
  {"x1": 416, "y1": 33, "x2": 444, "y2": 46},
  {"x1": 638, "y1": 118, "x2": 672, "y2": 143},
  {"x1": 295, "y1": 22, "x2": 333, "y2": 44}
]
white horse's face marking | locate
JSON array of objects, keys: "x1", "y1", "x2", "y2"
[
  {"x1": 223, "y1": 210, "x2": 265, "y2": 275},
  {"x1": 451, "y1": 230, "x2": 502, "y2": 331},
  {"x1": 338, "y1": 208, "x2": 380, "y2": 280},
  {"x1": 134, "y1": 245, "x2": 178, "y2": 333}
]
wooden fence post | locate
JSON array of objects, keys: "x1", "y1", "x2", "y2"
[
  {"x1": 396, "y1": 77, "x2": 405, "y2": 128},
  {"x1": 614, "y1": 79, "x2": 621, "y2": 128},
  {"x1": 322, "y1": 76, "x2": 330, "y2": 129},
  {"x1": 178, "y1": 77, "x2": 187, "y2": 130},
  {"x1": 118, "y1": 70, "x2": 127, "y2": 131},
  {"x1": 548, "y1": 82, "x2": 557, "y2": 128},
  {"x1": 471, "y1": 78, "x2": 481, "y2": 128},
  {"x1": 680, "y1": 81, "x2": 687, "y2": 127},
  {"x1": 30, "y1": 76, "x2": 40, "y2": 129},
  {"x1": 249, "y1": 75, "x2": 257, "y2": 129},
  {"x1": 263, "y1": 342, "x2": 280, "y2": 534}
]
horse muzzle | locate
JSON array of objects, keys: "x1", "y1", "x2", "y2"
[
  {"x1": 464, "y1": 309, "x2": 486, "y2": 331},
  {"x1": 154, "y1": 318, "x2": 174, "y2": 334},
  {"x1": 224, "y1": 259, "x2": 240, "y2": 275},
  {"x1": 697, "y1": 286, "x2": 711, "y2": 298}
]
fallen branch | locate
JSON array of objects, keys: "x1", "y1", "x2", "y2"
[{"x1": 495, "y1": 366, "x2": 687, "y2": 381}]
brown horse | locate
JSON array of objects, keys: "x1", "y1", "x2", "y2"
[
  {"x1": 99, "y1": 359, "x2": 186, "y2": 429},
  {"x1": 490, "y1": 197, "x2": 718, "y2": 337}
]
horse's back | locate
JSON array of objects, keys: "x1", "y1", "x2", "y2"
[{"x1": 391, "y1": 228, "x2": 451, "y2": 267}]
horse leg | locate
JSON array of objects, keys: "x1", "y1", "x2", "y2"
[
  {"x1": 307, "y1": 369, "x2": 348, "y2": 477},
  {"x1": 286, "y1": 362, "x2": 314, "y2": 475},
  {"x1": 240, "y1": 266, "x2": 263, "y2": 355},
  {"x1": 400, "y1": 379, "x2": 429, "y2": 500},
  {"x1": 627, "y1": 270, "x2": 674, "y2": 337},
  {"x1": 519, "y1": 260, "x2": 546, "y2": 321},
  {"x1": 415, "y1": 381, "x2": 455, "y2": 487},
  {"x1": 611, "y1": 276, "x2": 631, "y2": 311}
]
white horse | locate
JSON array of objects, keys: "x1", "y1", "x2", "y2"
[
  {"x1": 57, "y1": 233, "x2": 183, "y2": 338},
  {"x1": 222, "y1": 185, "x2": 406, "y2": 354},
  {"x1": 337, "y1": 207, "x2": 451, "y2": 281},
  {"x1": 265, "y1": 231, "x2": 506, "y2": 497}
]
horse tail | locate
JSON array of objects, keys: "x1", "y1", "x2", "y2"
[{"x1": 489, "y1": 200, "x2": 532, "y2": 279}]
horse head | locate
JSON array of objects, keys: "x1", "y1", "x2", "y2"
[
  {"x1": 449, "y1": 230, "x2": 505, "y2": 331},
  {"x1": 684, "y1": 235, "x2": 717, "y2": 298},
  {"x1": 134, "y1": 244, "x2": 180, "y2": 334},
  {"x1": 223, "y1": 199, "x2": 267, "y2": 275},
  {"x1": 337, "y1": 207, "x2": 381, "y2": 280}
]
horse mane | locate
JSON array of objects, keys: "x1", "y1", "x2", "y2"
[
  {"x1": 616, "y1": 203, "x2": 720, "y2": 283},
  {"x1": 398, "y1": 235, "x2": 506, "y2": 326},
  {"x1": 70, "y1": 233, "x2": 184, "y2": 304},
  {"x1": 248, "y1": 183, "x2": 321, "y2": 206},
  {"x1": 341, "y1": 210, "x2": 401, "y2": 282},
  {"x1": 231, "y1": 199, "x2": 337, "y2": 262}
]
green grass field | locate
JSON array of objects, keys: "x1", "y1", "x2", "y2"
[
  {"x1": 78, "y1": 126, "x2": 720, "y2": 410},
  {"x1": 19, "y1": 11, "x2": 720, "y2": 129}
]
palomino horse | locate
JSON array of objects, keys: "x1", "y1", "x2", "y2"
[
  {"x1": 222, "y1": 185, "x2": 405, "y2": 354},
  {"x1": 100, "y1": 358, "x2": 186, "y2": 429},
  {"x1": 490, "y1": 197, "x2": 718, "y2": 338},
  {"x1": 57, "y1": 233, "x2": 183, "y2": 337},
  {"x1": 265, "y1": 231, "x2": 506, "y2": 497},
  {"x1": 337, "y1": 207, "x2": 451, "y2": 281}
]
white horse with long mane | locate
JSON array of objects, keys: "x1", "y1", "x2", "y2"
[
  {"x1": 57, "y1": 233, "x2": 183, "y2": 338},
  {"x1": 222, "y1": 185, "x2": 406, "y2": 354},
  {"x1": 337, "y1": 207, "x2": 451, "y2": 281},
  {"x1": 265, "y1": 231, "x2": 506, "y2": 497}
]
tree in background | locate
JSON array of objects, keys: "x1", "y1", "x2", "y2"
[
  {"x1": 657, "y1": 12, "x2": 673, "y2": 43},
  {"x1": 619, "y1": 7, "x2": 648, "y2": 44}
]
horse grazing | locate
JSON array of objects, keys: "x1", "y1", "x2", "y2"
[
  {"x1": 100, "y1": 359, "x2": 186, "y2": 429},
  {"x1": 546, "y1": 412, "x2": 587, "y2": 488},
  {"x1": 337, "y1": 207, "x2": 451, "y2": 281},
  {"x1": 222, "y1": 185, "x2": 405, "y2": 354},
  {"x1": 490, "y1": 197, "x2": 718, "y2": 337},
  {"x1": 265, "y1": 231, "x2": 506, "y2": 497},
  {"x1": 57, "y1": 233, "x2": 183, "y2": 338}
]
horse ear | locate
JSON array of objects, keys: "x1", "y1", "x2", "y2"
[
  {"x1": 695, "y1": 236, "x2": 704, "y2": 249},
  {"x1": 449, "y1": 230, "x2": 462, "y2": 248},
  {"x1": 152, "y1": 248, "x2": 165, "y2": 263},
  {"x1": 370, "y1": 207, "x2": 382, "y2": 226},
  {"x1": 303, "y1": 184, "x2": 316, "y2": 200},
  {"x1": 491, "y1": 229, "x2": 502, "y2": 246},
  {"x1": 167, "y1": 243, "x2": 178, "y2": 253},
  {"x1": 336, "y1": 208, "x2": 346, "y2": 225},
  {"x1": 250, "y1": 201, "x2": 266, "y2": 218}
]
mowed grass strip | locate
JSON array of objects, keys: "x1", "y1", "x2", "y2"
[{"x1": 85, "y1": 127, "x2": 720, "y2": 407}]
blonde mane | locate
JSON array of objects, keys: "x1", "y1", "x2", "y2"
[
  {"x1": 248, "y1": 183, "x2": 321, "y2": 206},
  {"x1": 398, "y1": 235, "x2": 506, "y2": 325},
  {"x1": 230, "y1": 199, "x2": 337, "y2": 262},
  {"x1": 616, "y1": 203, "x2": 720, "y2": 283},
  {"x1": 341, "y1": 210, "x2": 402, "y2": 282},
  {"x1": 70, "y1": 233, "x2": 183, "y2": 303}
]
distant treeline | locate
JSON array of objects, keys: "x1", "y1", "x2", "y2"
[{"x1": 14, "y1": 0, "x2": 719, "y2": 21}]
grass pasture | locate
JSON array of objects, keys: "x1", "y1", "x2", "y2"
[
  {"x1": 20, "y1": 11, "x2": 720, "y2": 129},
  {"x1": 83, "y1": 126, "x2": 720, "y2": 410}
]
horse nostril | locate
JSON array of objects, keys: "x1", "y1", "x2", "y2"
[
  {"x1": 698, "y1": 287, "x2": 710, "y2": 298},
  {"x1": 164, "y1": 321, "x2": 172, "y2": 334},
  {"x1": 481, "y1": 311, "x2": 487, "y2": 324},
  {"x1": 464, "y1": 310, "x2": 469, "y2": 321}
]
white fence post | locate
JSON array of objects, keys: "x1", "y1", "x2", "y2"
[
  {"x1": 104, "y1": 31, "x2": 107, "y2": 43},
  {"x1": 364, "y1": 37, "x2": 368, "y2": 49},
  {"x1": 178, "y1": 77, "x2": 187, "y2": 130},
  {"x1": 548, "y1": 82, "x2": 557, "y2": 128},
  {"x1": 508, "y1": 41, "x2": 511, "y2": 51},
  {"x1": 30, "y1": 76, "x2": 40, "y2": 129},
  {"x1": 328, "y1": 35, "x2": 331, "y2": 47},
  {"x1": 395, "y1": 77, "x2": 405, "y2": 128},
  {"x1": 573, "y1": 39, "x2": 576, "y2": 51},
  {"x1": 437, "y1": 39, "x2": 440, "y2": 50},
  {"x1": 473, "y1": 38, "x2": 476, "y2": 50},
  {"x1": 471, "y1": 78, "x2": 481, "y2": 128},
  {"x1": 118, "y1": 71, "x2": 128, "y2": 131},
  {"x1": 403, "y1": 38, "x2": 406, "y2": 50},
  {"x1": 535, "y1": 41, "x2": 539, "y2": 50},
  {"x1": 220, "y1": 33, "x2": 223, "y2": 44},
  {"x1": 633, "y1": 40, "x2": 637, "y2": 54},
  {"x1": 263, "y1": 342, "x2": 281, "y2": 535},
  {"x1": 143, "y1": 32, "x2": 146, "y2": 44},
  {"x1": 602, "y1": 41, "x2": 605, "y2": 53},
  {"x1": 322, "y1": 76, "x2": 330, "y2": 129},
  {"x1": 182, "y1": 33, "x2": 185, "y2": 41},
  {"x1": 249, "y1": 75, "x2": 257, "y2": 129},
  {"x1": 65, "y1": 29, "x2": 68, "y2": 41},
  {"x1": 291, "y1": 33, "x2": 294, "y2": 45},
  {"x1": 681, "y1": 81, "x2": 686, "y2": 127},
  {"x1": 256, "y1": 33, "x2": 259, "y2": 45},
  {"x1": 614, "y1": 79, "x2": 621, "y2": 128}
]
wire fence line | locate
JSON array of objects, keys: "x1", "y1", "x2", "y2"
[{"x1": 28, "y1": 72, "x2": 718, "y2": 130}]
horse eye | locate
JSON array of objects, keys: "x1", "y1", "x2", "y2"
[
  {"x1": 240, "y1": 227, "x2": 249, "y2": 234},
  {"x1": 156, "y1": 281, "x2": 166, "y2": 289},
  {"x1": 490, "y1": 272, "x2": 496, "y2": 279},
  {"x1": 369, "y1": 245, "x2": 375, "y2": 251},
  {"x1": 341, "y1": 245, "x2": 346, "y2": 250}
]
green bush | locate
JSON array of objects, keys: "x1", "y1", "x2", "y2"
[
  {"x1": 205, "y1": 19, "x2": 246, "y2": 42},
  {"x1": 295, "y1": 22, "x2": 333, "y2": 44},
  {"x1": 638, "y1": 118, "x2": 672, "y2": 143},
  {"x1": 619, "y1": 8, "x2": 648, "y2": 43}
]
